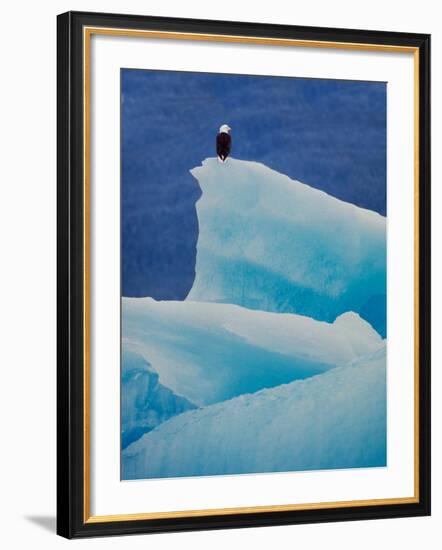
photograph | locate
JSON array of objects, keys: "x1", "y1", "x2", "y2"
[
  {"x1": 55, "y1": 11, "x2": 430, "y2": 538},
  {"x1": 120, "y1": 68, "x2": 387, "y2": 480}
]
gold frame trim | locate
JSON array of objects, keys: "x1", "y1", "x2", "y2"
[{"x1": 83, "y1": 26, "x2": 420, "y2": 524}]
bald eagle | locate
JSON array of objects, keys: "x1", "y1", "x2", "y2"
[{"x1": 216, "y1": 124, "x2": 232, "y2": 162}]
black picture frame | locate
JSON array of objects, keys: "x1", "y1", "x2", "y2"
[{"x1": 57, "y1": 10, "x2": 431, "y2": 539}]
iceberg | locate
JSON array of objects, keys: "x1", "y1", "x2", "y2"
[
  {"x1": 121, "y1": 157, "x2": 387, "y2": 478},
  {"x1": 187, "y1": 158, "x2": 386, "y2": 336},
  {"x1": 123, "y1": 344, "x2": 387, "y2": 479},
  {"x1": 123, "y1": 297, "x2": 383, "y2": 407}
]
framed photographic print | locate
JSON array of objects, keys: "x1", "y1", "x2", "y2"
[{"x1": 57, "y1": 11, "x2": 431, "y2": 538}]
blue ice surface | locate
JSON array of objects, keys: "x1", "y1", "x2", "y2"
[
  {"x1": 123, "y1": 345, "x2": 387, "y2": 479},
  {"x1": 122, "y1": 298, "x2": 383, "y2": 408},
  {"x1": 121, "y1": 348, "x2": 195, "y2": 448},
  {"x1": 187, "y1": 158, "x2": 386, "y2": 337}
]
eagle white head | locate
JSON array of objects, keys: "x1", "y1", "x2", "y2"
[{"x1": 219, "y1": 124, "x2": 231, "y2": 134}]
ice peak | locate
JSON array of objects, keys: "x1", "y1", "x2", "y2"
[{"x1": 187, "y1": 158, "x2": 386, "y2": 336}]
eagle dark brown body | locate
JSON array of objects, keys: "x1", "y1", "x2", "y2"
[{"x1": 216, "y1": 124, "x2": 232, "y2": 161}]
